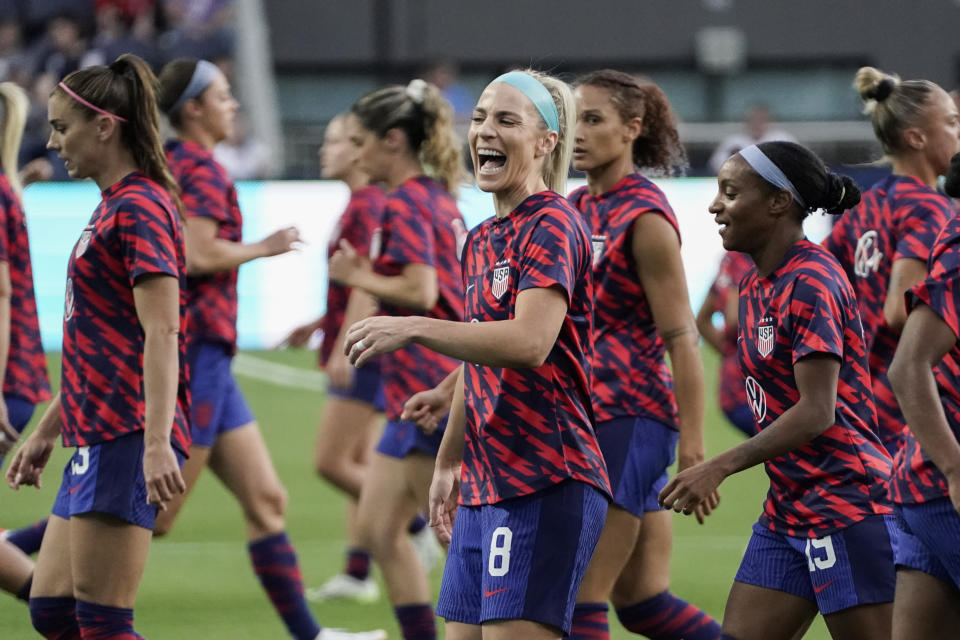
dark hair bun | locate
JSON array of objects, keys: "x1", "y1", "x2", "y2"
[
  {"x1": 945, "y1": 152, "x2": 960, "y2": 198},
  {"x1": 822, "y1": 173, "x2": 861, "y2": 215}
]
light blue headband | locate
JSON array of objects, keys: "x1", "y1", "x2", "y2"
[
  {"x1": 168, "y1": 60, "x2": 220, "y2": 116},
  {"x1": 492, "y1": 71, "x2": 559, "y2": 133},
  {"x1": 738, "y1": 145, "x2": 807, "y2": 209}
]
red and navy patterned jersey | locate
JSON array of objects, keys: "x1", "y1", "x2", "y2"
[
  {"x1": 459, "y1": 191, "x2": 610, "y2": 506},
  {"x1": 739, "y1": 240, "x2": 891, "y2": 537},
  {"x1": 823, "y1": 175, "x2": 954, "y2": 444},
  {"x1": 0, "y1": 171, "x2": 50, "y2": 403},
  {"x1": 568, "y1": 173, "x2": 678, "y2": 426},
  {"x1": 372, "y1": 176, "x2": 464, "y2": 420},
  {"x1": 60, "y1": 172, "x2": 190, "y2": 454},
  {"x1": 890, "y1": 215, "x2": 960, "y2": 504},
  {"x1": 320, "y1": 185, "x2": 386, "y2": 366},
  {"x1": 166, "y1": 139, "x2": 241, "y2": 350},
  {"x1": 708, "y1": 251, "x2": 753, "y2": 416}
]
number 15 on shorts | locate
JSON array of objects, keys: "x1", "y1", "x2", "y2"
[{"x1": 489, "y1": 526, "x2": 513, "y2": 576}]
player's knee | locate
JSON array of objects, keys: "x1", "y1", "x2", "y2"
[
  {"x1": 245, "y1": 482, "x2": 288, "y2": 531},
  {"x1": 314, "y1": 454, "x2": 347, "y2": 487}
]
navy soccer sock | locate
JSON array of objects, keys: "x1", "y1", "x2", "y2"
[
  {"x1": 394, "y1": 603, "x2": 436, "y2": 640},
  {"x1": 30, "y1": 596, "x2": 80, "y2": 640},
  {"x1": 616, "y1": 591, "x2": 721, "y2": 639},
  {"x1": 570, "y1": 602, "x2": 610, "y2": 639},
  {"x1": 76, "y1": 600, "x2": 142, "y2": 639},
  {"x1": 345, "y1": 547, "x2": 371, "y2": 581},
  {"x1": 249, "y1": 531, "x2": 322, "y2": 640},
  {"x1": 5, "y1": 518, "x2": 49, "y2": 555}
]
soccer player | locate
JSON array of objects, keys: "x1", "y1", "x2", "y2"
[
  {"x1": 286, "y1": 112, "x2": 388, "y2": 603},
  {"x1": 824, "y1": 67, "x2": 960, "y2": 456},
  {"x1": 885, "y1": 154, "x2": 960, "y2": 639},
  {"x1": 155, "y1": 59, "x2": 385, "y2": 640},
  {"x1": 343, "y1": 69, "x2": 611, "y2": 640},
  {"x1": 565, "y1": 69, "x2": 720, "y2": 640},
  {"x1": 698, "y1": 251, "x2": 755, "y2": 438},
  {"x1": 326, "y1": 79, "x2": 465, "y2": 640},
  {"x1": 6, "y1": 53, "x2": 189, "y2": 638},
  {"x1": 660, "y1": 141, "x2": 897, "y2": 640}
]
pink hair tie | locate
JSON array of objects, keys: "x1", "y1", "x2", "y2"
[{"x1": 58, "y1": 82, "x2": 128, "y2": 123}]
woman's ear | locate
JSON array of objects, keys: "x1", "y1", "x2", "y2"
[
  {"x1": 768, "y1": 189, "x2": 795, "y2": 218},
  {"x1": 535, "y1": 130, "x2": 559, "y2": 158},
  {"x1": 96, "y1": 114, "x2": 119, "y2": 143}
]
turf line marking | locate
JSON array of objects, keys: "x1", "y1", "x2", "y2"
[{"x1": 232, "y1": 353, "x2": 326, "y2": 391}]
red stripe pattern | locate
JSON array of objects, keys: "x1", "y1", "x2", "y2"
[
  {"x1": 823, "y1": 175, "x2": 955, "y2": 446},
  {"x1": 60, "y1": 172, "x2": 190, "y2": 455},
  {"x1": 459, "y1": 191, "x2": 610, "y2": 506},
  {"x1": 0, "y1": 171, "x2": 50, "y2": 403},
  {"x1": 739, "y1": 240, "x2": 891, "y2": 537}
]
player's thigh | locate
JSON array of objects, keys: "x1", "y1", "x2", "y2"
[
  {"x1": 208, "y1": 422, "x2": 286, "y2": 511},
  {"x1": 446, "y1": 621, "x2": 483, "y2": 640},
  {"x1": 153, "y1": 445, "x2": 212, "y2": 536},
  {"x1": 892, "y1": 569, "x2": 960, "y2": 640},
  {"x1": 578, "y1": 504, "x2": 640, "y2": 603},
  {"x1": 610, "y1": 508, "x2": 673, "y2": 605},
  {"x1": 482, "y1": 618, "x2": 561, "y2": 640},
  {"x1": 315, "y1": 396, "x2": 381, "y2": 467},
  {"x1": 823, "y1": 602, "x2": 891, "y2": 640},
  {"x1": 722, "y1": 581, "x2": 817, "y2": 640},
  {"x1": 357, "y1": 453, "x2": 420, "y2": 546},
  {"x1": 70, "y1": 513, "x2": 152, "y2": 607},
  {"x1": 0, "y1": 539, "x2": 33, "y2": 594},
  {"x1": 30, "y1": 514, "x2": 73, "y2": 598},
  {"x1": 405, "y1": 451, "x2": 438, "y2": 513}
]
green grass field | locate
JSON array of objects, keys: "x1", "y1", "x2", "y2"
[{"x1": 0, "y1": 349, "x2": 834, "y2": 639}]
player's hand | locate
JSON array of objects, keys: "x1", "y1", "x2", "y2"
[
  {"x1": 260, "y1": 226, "x2": 301, "y2": 257},
  {"x1": 326, "y1": 349, "x2": 354, "y2": 391},
  {"x1": 6, "y1": 432, "x2": 56, "y2": 490},
  {"x1": 284, "y1": 320, "x2": 321, "y2": 349},
  {"x1": 0, "y1": 397, "x2": 17, "y2": 456},
  {"x1": 328, "y1": 239, "x2": 370, "y2": 287},
  {"x1": 428, "y1": 461, "x2": 460, "y2": 544},
  {"x1": 402, "y1": 386, "x2": 453, "y2": 435},
  {"x1": 658, "y1": 458, "x2": 726, "y2": 520},
  {"x1": 143, "y1": 442, "x2": 186, "y2": 511},
  {"x1": 20, "y1": 157, "x2": 53, "y2": 187},
  {"x1": 676, "y1": 446, "x2": 720, "y2": 524},
  {"x1": 344, "y1": 316, "x2": 414, "y2": 367}
]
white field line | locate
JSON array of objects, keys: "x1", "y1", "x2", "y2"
[{"x1": 232, "y1": 353, "x2": 326, "y2": 391}]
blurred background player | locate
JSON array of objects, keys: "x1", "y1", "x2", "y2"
[
  {"x1": 7, "y1": 53, "x2": 189, "y2": 639},
  {"x1": 326, "y1": 79, "x2": 464, "y2": 640},
  {"x1": 285, "y1": 112, "x2": 387, "y2": 603},
  {"x1": 661, "y1": 141, "x2": 896, "y2": 640},
  {"x1": 886, "y1": 152, "x2": 960, "y2": 640},
  {"x1": 565, "y1": 69, "x2": 720, "y2": 640},
  {"x1": 823, "y1": 66, "x2": 960, "y2": 456},
  {"x1": 343, "y1": 69, "x2": 610, "y2": 640},
  {"x1": 0, "y1": 80, "x2": 49, "y2": 606},
  {"x1": 697, "y1": 251, "x2": 755, "y2": 438},
  {"x1": 156, "y1": 58, "x2": 386, "y2": 640},
  {"x1": 708, "y1": 105, "x2": 797, "y2": 175}
]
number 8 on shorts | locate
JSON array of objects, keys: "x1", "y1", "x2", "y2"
[{"x1": 488, "y1": 526, "x2": 512, "y2": 576}]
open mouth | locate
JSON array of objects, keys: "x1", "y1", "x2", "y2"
[{"x1": 476, "y1": 148, "x2": 506, "y2": 175}]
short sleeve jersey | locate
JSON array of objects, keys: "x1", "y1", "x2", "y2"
[
  {"x1": 60, "y1": 173, "x2": 190, "y2": 455},
  {"x1": 459, "y1": 191, "x2": 610, "y2": 506},
  {"x1": 709, "y1": 251, "x2": 753, "y2": 415},
  {"x1": 890, "y1": 216, "x2": 960, "y2": 504},
  {"x1": 320, "y1": 185, "x2": 386, "y2": 366},
  {"x1": 739, "y1": 240, "x2": 891, "y2": 537},
  {"x1": 823, "y1": 175, "x2": 954, "y2": 444},
  {"x1": 0, "y1": 171, "x2": 50, "y2": 403},
  {"x1": 166, "y1": 139, "x2": 241, "y2": 350},
  {"x1": 568, "y1": 174, "x2": 679, "y2": 426},
  {"x1": 372, "y1": 176, "x2": 464, "y2": 420}
]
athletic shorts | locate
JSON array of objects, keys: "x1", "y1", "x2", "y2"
[
  {"x1": 327, "y1": 363, "x2": 385, "y2": 412},
  {"x1": 894, "y1": 499, "x2": 960, "y2": 589},
  {"x1": 375, "y1": 418, "x2": 446, "y2": 459},
  {"x1": 734, "y1": 515, "x2": 897, "y2": 615},
  {"x1": 436, "y1": 480, "x2": 608, "y2": 634},
  {"x1": 52, "y1": 431, "x2": 186, "y2": 530},
  {"x1": 188, "y1": 341, "x2": 254, "y2": 448},
  {"x1": 597, "y1": 417, "x2": 677, "y2": 517},
  {"x1": 0, "y1": 395, "x2": 36, "y2": 468},
  {"x1": 723, "y1": 404, "x2": 757, "y2": 438}
]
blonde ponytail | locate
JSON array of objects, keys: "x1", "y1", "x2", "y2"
[
  {"x1": 0, "y1": 82, "x2": 29, "y2": 197},
  {"x1": 513, "y1": 69, "x2": 575, "y2": 194},
  {"x1": 417, "y1": 81, "x2": 464, "y2": 196},
  {"x1": 854, "y1": 66, "x2": 940, "y2": 155}
]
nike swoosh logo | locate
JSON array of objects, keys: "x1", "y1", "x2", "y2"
[
  {"x1": 69, "y1": 485, "x2": 81, "y2": 494},
  {"x1": 484, "y1": 587, "x2": 510, "y2": 598},
  {"x1": 466, "y1": 284, "x2": 475, "y2": 293},
  {"x1": 813, "y1": 579, "x2": 834, "y2": 594}
]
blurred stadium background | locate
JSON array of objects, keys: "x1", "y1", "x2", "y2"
[{"x1": 3, "y1": 0, "x2": 960, "y2": 637}]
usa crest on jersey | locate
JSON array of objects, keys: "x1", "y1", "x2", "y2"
[
  {"x1": 591, "y1": 234, "x2": 607, "y2": 267},
  {"x1": 75, "y1": 227, "x2": 93, "y2": 258},
  {"x1": 757, "y1": 316, "x2": 775, "y2": 358},
  {"x1": 491, "y1": 264, "x2": 510, "y2": 299}
]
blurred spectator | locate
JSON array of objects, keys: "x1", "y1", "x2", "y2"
[
  {"x1": 158, "y1": 0, "x2": 233, "y2": 62},
  {"x1": 0, "y1": 18, "x2": 32, "y2": 86},
  {"x1": 708, "y1": 104, "x2": 797, "y2": 174},
  {"x1": 423, "y1": 60, "x2": 475, "y2": 119},
  {"x1": 35, "y1": 14, "x2": 99, "y2": 81},
  {"x1": 214, "y1": 110, "x2": 272, "y2": 180}
]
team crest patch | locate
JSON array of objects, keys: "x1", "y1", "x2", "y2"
[
  {"x1": 591, "y1": 235, "x2": 607, "y2": 267},
  {"x1": 757, "y1": 315, "x2": 775, "y2": 358},
  {"x1": 745, "y1": 376, "x2": 767, "y2": 422},
  {"x1": 75, "y1": 227, "x2": 93, "y2": 258},
  {"x1": 491, "y1": 265, "x2": 510, "y2": 299}
]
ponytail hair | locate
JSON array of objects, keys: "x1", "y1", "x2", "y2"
[
  {"x1": 0, "y1": 82, "x2": 29, "y2": 197},
  {"x1": 509, "y1": 69, "x2": 576, "y2": 194},
  {"x1": 55, "y1": 53, "x2": 182, "y2": 216},
  {"x1": 753, "y1": 141, "x2": 861, "y2": 217},
  {"x1": 854, "y1": 66, "x2": 941, "y2": 155},
  {"x1": 575, "y1": 69, "x2": 687, "y2": 176},
  {"x1": 352, "y1": 80, "x2": 464, "y2": 194}
]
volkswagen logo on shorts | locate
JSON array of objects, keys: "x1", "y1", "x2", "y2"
[{"x1": 745, "y1": 376, "x2": 767, "y2": 422}]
